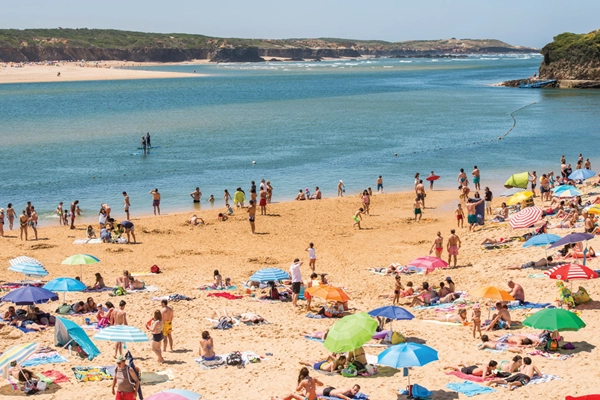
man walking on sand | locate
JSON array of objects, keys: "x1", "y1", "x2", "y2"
[
  {"x1": 150, "y1": 188, "x2": 160, "y2": 215},
  {"x1": 110, "y1": 300, "x2": 128, "y2": 358},
  {"x1": 416, "y1": 180, "x2": 426, "y2": 208},
  {"x1": 290, "y1": 258, "x2": 303, "y2": 308},
  {"x1": 161, "y1": 299, "x2": 174, "y2": 352},
  {"x1": 247, "y1": 200, "x2": 256, "y2": 234},
  {"x1": 472, "y1": 166, "x2": 481, "y2": 191},
  {"x1": 70, "y1": 200, "x2": 79, "y2": 229},
  {"x1": 123, "y1": 192, "x2": 130, "y2": 220},
  {"x1": 447, "y1": 229, "x2": 461, "y2": 268}
]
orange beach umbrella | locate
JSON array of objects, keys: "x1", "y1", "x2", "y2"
[
  {"x1": 471, "y1": 286, "x2": 514, "y2": 302},
  {"x1": 306, "y1": 286, "x2": 351, "y2": 302}
]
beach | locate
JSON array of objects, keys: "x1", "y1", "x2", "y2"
[
  {"x1": 1, "y1": 187, "x2": 599, "y2": 399},
  {"x1": 0, "y1": 61, "x2": 207, "y2": 84}
]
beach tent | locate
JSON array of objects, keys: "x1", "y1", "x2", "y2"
[
  {"x1": 54, "y1": 317, "x2": 101, "y2": 361},
  {"x1": 504, "y1": 172, "x2": 529, "y2": 189}
]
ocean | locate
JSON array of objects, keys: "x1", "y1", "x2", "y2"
[{"x1": 1, "y1": 54, "x2": 599, "y2": 224}]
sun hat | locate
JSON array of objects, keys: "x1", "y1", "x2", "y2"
[{"x1": 116, "y1": 355, "x2": 126, "y2": 362}]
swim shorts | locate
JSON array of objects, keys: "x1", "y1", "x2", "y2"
[
  {"x1": 448, "y1": 246, "x2": 459, "y2": 256},
  {"x1": 377, "y1": 183, "x2": 383, "y2": 190},
  {"x1": 416, "y1": 193, "x2": 425, "y2": 201},
  {"x1": 521, "y1": 261, "x2": 535, "y2": 269},
  {"x1": 162, "y1": 320, "x2": 172, "y2": 335},
  {"x1": 456, "y1": 214, "x2": 463, "y2": 220},
  {"x1": 461, "y1": 365, "x2": 478, "y2": 375},
  {"x1": 468, "y1": 214, "x2": 477, "y2": 224},
  {"x1": 153, "y1": 200, "x2": 160, "y2": 207},
  {"x1": 259, "y1": 198, "x2": 267, "y2": 207},
  {"x1": 505, "y1": 372, "x2": 531, "y2": 385},
  {"x1": 353, "y1": 216, "x2": 359, "y2": 222},
  {"x1": 248, "y1": 216, "x2": 255, "y2": 222},
  {"x1": 323, "y1": 387, "x2": 335, "y2": 397},
  {"x1": 314, "y1": 361, "x2": 326, "y2": 370},
  {"x1": 292, "y1": 282, "x2": 301, "y2": 294},
  {"x1": 414, "y1": 208, "x2": 422, "y2": 215},
  {"x1": 473, "y1": 177, "x2": 480, "y2": 184}
]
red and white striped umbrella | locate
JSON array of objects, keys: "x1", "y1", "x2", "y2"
[
  {"x1": 545, "y1": 264, "x2": 599, "y2": 281},
  {"x1": 509, "y1": 207, "x2": 543, "y2": 229}
]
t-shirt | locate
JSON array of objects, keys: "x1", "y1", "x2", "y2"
[
  {"x1": 121, "y1": 220, "x2": 134, "y2": 229},
  {"x1": 484, "y1": 191, "x2": 493, "y2": 201},
  {"x1": 307, "y1": 248, "x2": 316, "y2": 259},
  {"x1": 290, "y1": 262, "x2": 302, "y2": 283}
]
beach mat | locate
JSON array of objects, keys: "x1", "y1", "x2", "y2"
[
  {"x1": 22, "y1": 351, "x2": 68, "y2": 367},
  {"x1": 446, "y1": 371, "x2": 494, "y2": 383},
  {"x1": 207, "y1": 292, "x2": 242, "y2": 300},
  {"x1": 304, "y1": 336, "x2": 324, "y2": 343},
  {"x1": 421, "y1": 320, "x2": 464, "y2": 326},
  {"x1": 141, "y1": 369, "x2": 174, "y2": 385},
  {"x1": 199, "y1": 286, "x2": 237, "y2": 291},
  {"x1": 72, "y1": 366, "x2": 113, "y2": 382},
  {"x1": 41, "y1": 370, "x2": 70, "y2": 384},
  {"x1": 527, "y1": 350, "x2": 574, "y2": 361},
  {"x1": 446, "y1": 381, "x2": 496, "y2": 397}
]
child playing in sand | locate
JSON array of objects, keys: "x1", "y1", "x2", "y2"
[
  {"x1": 306, "y1": 242, "x2": 317, "y2": 271},
  {"x1": 414, "y1": 198, "x2": 423, "y2": 221},
  {"x1": 456, "y1": 204, "x2": 465, "y2": 228},
  {"x1": 472, "y1": 303, "x2": 482, "y2": 339},
  {"x1": 353, "y1": 208, "x2": 364, "y2": 229},
  {"x1": 393, "y1": 276, "x2": 403, "y2": 305}
]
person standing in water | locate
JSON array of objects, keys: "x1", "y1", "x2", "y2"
[
  {"x1": 150, "y1": 189, "x2": 161, "y2": 215},
  {"x1": 428, "y1": 171, "x2": 436, "y2": 190},
  {"x1": 146, "y1": 132, "x2": 151, "y2": 148},
  {"x1": 190, "y1": 187, "x2": 202, "y2": 203},
  {"x1": 123, "y1": 192, "x2": 130, "y2": 220},
  {"x1": 472, "y1": 166, "x2": 481, "y2": 191},
  {"x1": 141, "y1": 136, "x2": 147, "y2": 155},
  {"x1": 376, "y1": 176, "x2": 383, "y2": 194}
]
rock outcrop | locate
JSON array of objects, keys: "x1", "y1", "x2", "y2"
[
  {"x1": 538, "y1": 30, "x2": 600, "y2": 80},
  {"x1": 209, "y1": 47, "x2": 264, "y2": 63}
]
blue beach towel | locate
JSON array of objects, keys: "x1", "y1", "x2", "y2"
[
  {"x1": 304, "y1": 335, "x2": 324, "y2": 343},
  {"x1": 21, "y1": 351, "x2": 68, "y2": 367},
  {"x1": 446, "y1": 381, "x2": 496, "y2": 397},
  {"x1": 319, "y1": 393, "x2": 369, "y2": 400}
]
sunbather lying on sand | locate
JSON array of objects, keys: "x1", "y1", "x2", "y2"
[
  {"x1": 478, "y1": 335, "x2": 532, "y2": 353},
  {"x1": 496, "y1": 355, "x2": 522, "y2": 373},
  {"x1": 433, "y1": 309, "x2": 468, "y2": 324},
  {"x1": 300, "y1": 354, "x2": 347, "y2": 373},
  {"x1": 444, "y1": 360, "x2": 498, "y2": 379},
  {"x1": 316, "y1": 384, "x2": 361, "y2": 400},
  {"x1": 301, "y1": 330, "x2": 328, "y2": 340},
  {"x1": 504, "y1": 256, "x2": 559, "y2": 270},
  {"x1": 485, "y1": 357, "x2": 541, "y2": 390}
]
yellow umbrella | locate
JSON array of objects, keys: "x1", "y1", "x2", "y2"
[
  {"x1": 586, "y1": 205, "x2": 600, "y2": 215},
  {"x1": 506, "y1": 191, "x2": 534, "y2": 206},
  {"x1": 306, "y1": 285, "x2": 351, "y2": 302},
  {"x1": 471, "y1": 286, "x2": 514, "y2": 301}
]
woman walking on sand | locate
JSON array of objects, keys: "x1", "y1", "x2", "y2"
[
  {"x1": 148, "y1": 310, "x2": 165, "y2": 363},
  {"x1": 362, "y1": 190, "x2": 370, "y2": 215}
]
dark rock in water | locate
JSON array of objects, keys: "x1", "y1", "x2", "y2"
[
  {"x1": 210, "y1": 47, "x2": 264, "y2": 63},
  {"x1": 289, "y1": 57, "x2": 305, "y2": 61},
  {"x1": 269, "y1": 58, "x2": 282, "y2": 62}
]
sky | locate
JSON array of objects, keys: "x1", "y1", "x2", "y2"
[{"x1": 3, "y1": 0, "x2": 599, "y2": 48}]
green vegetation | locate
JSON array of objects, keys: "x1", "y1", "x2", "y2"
[
  {"x1": 0, "y1": 28, "x2": 530, "y2": 52},
  {"x1": 541, "y1": 30, "x2": 600, "y2": 65}
]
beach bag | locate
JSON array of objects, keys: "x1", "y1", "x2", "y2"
[
  {"x1": 151, "y1": 265, "x2": 161, "y2": 274},
  {"x1": 350, "y1": 360, "x2": 366, "y2": 372},
  {"x1": 113, "y1": 286, "x2": 126, "y2": 296},
  {"x1": 226, "y1": 351, "x2": 244, "y2": 368},
  {"x1": 410, "y1": 383, "x2": 432, "y2": 399},
  {"x1": 24, "y1": 381, "x2": 39, "y2": 396},
  {"x1": 391, "y1": 332, "x2": 406, "y2": 345},
  {"x1": 56, "y1": 304, "x2": 71, "y2": 315},
  {"x1": 546, "y1": 339, "x2": 559, "y2": 352},
  {"x1": 341, "y1": 365, "x2": 357, "y2": 377}
]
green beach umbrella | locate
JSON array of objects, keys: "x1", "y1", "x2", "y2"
[
  {"x1": 61, "y1": 254, "x2": 100, "y2": 281},
  {"x1": 522, "y1": 308, "x2": 585, "y2": 332},
  {"x1": 324, "y1": 312, "x2": 377, "y2": 353}
]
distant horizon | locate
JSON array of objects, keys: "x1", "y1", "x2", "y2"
[{"x1": 4, "y1": 0, "x2": 599, "y2": 48}]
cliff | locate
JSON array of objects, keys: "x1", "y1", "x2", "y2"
[
  {"x1": 539, "y1": 30, "x2": 600, "y2": 80},
  {"x1": 0, "y1": 29, "x2": 537, "y2": 63}
]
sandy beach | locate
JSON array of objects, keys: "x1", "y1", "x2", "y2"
[
  {"x1": 0, "y1": 61, "x2": 208, "y2": 84},
  {"x1": 1, "y1": 187, "x2": 599, "y2": 400}
]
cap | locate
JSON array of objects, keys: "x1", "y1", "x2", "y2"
[
  {"x1": 445, "y1": 277, "x2": 452, "y2": 282},
  {"x1": 116, "y1": 355, "x2": 127, "y2": 362},
  {"x1": 473, "y1": 303, "x2": 480, "y2": 309}
]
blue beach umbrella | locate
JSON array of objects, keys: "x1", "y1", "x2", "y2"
[
  {"x1": 555, "y1": 188, "x2": 582, "y2": 198},
  {"x1": 94, "y1": 325, "x2": 149, "y2": 343},
  {"x1": 1, "y1": 286, "x2": 59, "y2": 305},
  {"x1": 54, "y1": 317, "x2": 101, "y2": 361},
  {"x1": 523, "y1": 234, "x2": 562, "y2": 248},
  {"x1": 368, "y1": 306, "x2": 414, "y2": 320},
  {"x1": 499, "y1": 188, "x2": 525, "y2": 197},
  {"x1": 8, "y1": 263, "x2": 49, "y2": 277},
  {"x1": 249, "y1": 268, "x2": 290, "y2": 282},
  {"x1": 377, "y1": 342, "x2": 438, "y2": 386},
  {"x1": 43, "y1": 277, "x2": 87, "y2": 302},
  {"x1": 569, "y1": 169, "x2": 596, "y2": 181},
  {"x1": 551, "y1": 185, "x2": 578, "y2": 194},
  {"x1": 548, "y1": 232, "x2": 595, "y2": 249}
]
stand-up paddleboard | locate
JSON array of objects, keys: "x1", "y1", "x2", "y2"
[
  {"x1": 426, "y1": 175, "x2": 440, "y2": 181},
  {"x1": 136, "y1": 146, "x2": 160, "y2": 150}
]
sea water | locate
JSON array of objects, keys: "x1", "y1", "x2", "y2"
[{"x1": 1, "y1": 55, "x2": 599, "y2": 224}]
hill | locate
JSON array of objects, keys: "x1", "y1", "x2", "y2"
[
  {"x1": 0, "y1": 28, "x2": 537, "y2": 63},
  {"x1": 539, "y1": 29, "x2": 600, "y2": 80}
]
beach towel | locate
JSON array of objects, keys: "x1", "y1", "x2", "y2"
[
  {"x1": 527, "y1": 350, "x2": 574, "y2": 361},
  {"x1": 130, "y1": 271, "x2": 156, "y2": 277},
  {"x1": 195, "y1": 356, "x2": 226, "y2": 370},
  {"x1": 40, "y1": 370, "x2": 70, "y2": 384},
  {"x1": 73, "y1": 238, "x2": 103, "y2": 244},
  {"x1": 412, "y1": 302, "x2": 456, "y2": 311},
  {"x1": 126, "y1": 285, "x2": 159, "y2": 293},
  {"x1": 199, "y1": 285, "x2": 237, "y2": 291},
  {"x1": 83, "y1": 287, "x2": 112, "y2": 293},
  {"x1": 527, "y1": 273, "x2": 549, "y2": 279},
  {"x1": 141, "y1": 369, "x2": 174, "y2": 385},
  {"x1": 21, "y1": 351, "x2": 68, "y2": 367},
  {"x1": 207, "y1": 292, "x2": 242, "y2": 300},
  {"x1": 509, "y1": 301, "x2": 551, "y2": 310},
  {"x1": 306, "y1": 313, "x2": 328, "y2": 319},
  {"x1": 319, "y1": 392, "x2": 369, "y2": 400},
  {"x1": 304, "y1": 335, "x2": 325, "y2": 343},
  {"x1": 446, "y1": 381, "x2": 496, "y2": 397},
  {"x1": 72, "y1": 366, "x2": 113, "y2": 382},
  {"x1": 367, "y1": 268, "x2": 389, "y2": 276},
  {"x1": 421, "y1": 320, "x2": 464, "y2": 326},
  {"x1": 527, "y1": 373, "x2": 561, "y2": 385},
  {"x1": 151, "y1": 294, "x2": 195, "y2": 302},
  {"x1": 446, "y1": 371, "x2": 494, "y2": 383}
]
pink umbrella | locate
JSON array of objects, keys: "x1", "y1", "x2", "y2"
[
  {"x1": 509, "y1": 206, "x2": 543, "y2": 229},
  {"x1": 407, "y1": 256, "x2": 449, "y2": 274}
]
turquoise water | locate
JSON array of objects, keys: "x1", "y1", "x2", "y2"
[{"x1": 1, "y1": 55, "x2": 599, "y2": 223}]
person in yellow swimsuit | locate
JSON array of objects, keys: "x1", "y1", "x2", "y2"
[{"x1": 161, "y1": 299, "x2": 174, "y2": 351}]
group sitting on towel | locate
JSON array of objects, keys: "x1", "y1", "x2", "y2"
[{"x1": 2, "y1": 306, "x2": 52, "y2": 331}]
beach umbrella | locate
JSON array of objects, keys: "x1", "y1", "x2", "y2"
[
  {"x1": 1, "y1": 286, "x2": 59, "y2": 305},
  {"x1": 471, "y1": 286, "x2": 514, "y2": 301},
  {"x1": 94, "y1": 325, "x2": 149, "y2": 343},
  {"x1": 499, "y1": 188, "x2": 525, "y2": 197},
  {"x1": 8, "y1": 263, "x2": 49, "y2": 277},
  {"x1": 146, "y1": 390, "x2": 202, "y2": 400},
  {"x1": 506, "y1": 191, "x2": 534, "y2": 206},
  {"x1": 586, "y1": 205, "x2": 600, "y2": 216},
  {"x1": 10, "y1": 256, "x2": 43, "y2": 267},
  {"x1": 61, "y1": 254, "x2": 100, "y2": 280},
  {"x1": 504, "y1": 172, "x2": 529, "y2": 189},
  {"x1": 523, "y1": 234, "x2": 562, "y2": 248},
  {"x1": 569, "y1": 169, "x2": 596, "y2": 181},
  {"x1": 324, "y1": 312, "x2": 377, "y2": 353},
  {"x1": 43, "y1": 277, "x2": 87, "y2": 302},
  {"x1": 55, "y1": 317, "x2": 101, "y2": 361},
  {"x1": 407, "y1": 256, "x2": 448, "y2": 274},
  {"x1": 552, "y1": 185, "x2": 578, "y2": 193},
  {"x1": 523, "y1": 308, "x2": 585, "y2": 332},
  {"x1": 545, "y1": 264, "x2": 598, "y2": 281},
  {"x1": 0, "y1": 342, "x2": 40, "y2": 379},
  {"x1": 249, "y1": 268, "x2": 289, "y2": 282},
  {"x1": 508, "y1": 206, "x2": 542, "y2": 229},
  {"x1": 555, "y1": 188, "x2": 582, "y2": 198},
  {"x1": 548, "y1": 233, "x2": 595, "y2": 249},
  {"x1": 368, "y1": 305, "x2": 414, "y2": 321},
  {"x1": 566, "y1": 396, "x2": 600, "y2": 400},
  {"x1": 306, "y1": 285, "x2": 351, "y2": 302},
  {"x1": 377, "y1": 342, "x2": 438, "y2": 386}
]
